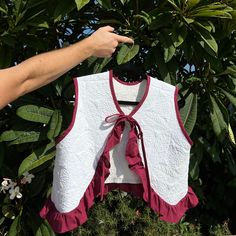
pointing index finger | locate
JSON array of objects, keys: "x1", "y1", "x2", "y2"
[{"x1": 114, "y1": 34, "x2": 134, "y2": 44}]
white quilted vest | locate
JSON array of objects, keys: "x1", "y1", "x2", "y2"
[{"x1": 50, "y1": 70, "x2": 193, "y2": 214}]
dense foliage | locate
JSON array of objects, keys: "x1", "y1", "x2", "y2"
[{"x1": 0, "y1": 0, "x2": 236, "y2": 235}]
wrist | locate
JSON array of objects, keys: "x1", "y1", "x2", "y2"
[{"x1": 81, "y1": 36, "x2": 96, "y2": 57}]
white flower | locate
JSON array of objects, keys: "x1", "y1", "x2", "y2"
[
  {"x1": 9, "y1": 186, "x2": 22, "y2": 200},
  {"x1": 8, "y1": 179, "x2": 17, "y2": 189},
  {"x1": 1, "y1": 180, "x2": 9, "y2": 193},
  {"x1": 1, "y1": 178, "x2": 16, "y2": 193},
  {"x1": 21, "y1": 171, "x2": 35, "y2": 184}
]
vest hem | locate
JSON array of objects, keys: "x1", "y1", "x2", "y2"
[{"x1": 39, "y1": 183, "x2": 198, "y2": 233}]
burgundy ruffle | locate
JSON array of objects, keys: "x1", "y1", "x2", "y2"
[{"x1": 40, "y1": 114, "x2": 198, "y2": 233}]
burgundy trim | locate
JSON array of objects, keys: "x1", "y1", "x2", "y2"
[
  {"x1": 174, "y1": 87, "x2": 193, "y2": 146},
  {"x1": 56, "y1": 78, "x2": 79, "y2": 144},
  {"x1": 109, "y1": 70, "x2": 151, "y2": 117},
  {"x1": 39, "y1": 184, "x2": 197, "y2": 233},
  {"x1": 40, "y1": 113, "x2": 198, "y2": 233}
]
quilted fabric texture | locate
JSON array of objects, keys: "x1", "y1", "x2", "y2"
[{"x1": 39, "y1": 71, "x2": 198, "y2": 233}]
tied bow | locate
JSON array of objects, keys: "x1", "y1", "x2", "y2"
[
  {"x1": 105, "y1": 113, "x2": 143, "y2": 139},
  {"x1": 99, "y1": 113, "x2": 151, "y2": 203}
]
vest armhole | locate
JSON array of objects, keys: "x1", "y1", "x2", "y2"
[
  {"x1": 174, "y1": 87, "x2": 193, "y2": 146},
  {"x1": 56, "y1": 78, "x2": 79, "y2": 144}
]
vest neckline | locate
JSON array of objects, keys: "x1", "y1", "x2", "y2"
[{"x1": 109, "y1": 70, "x2": 151, "y2": 117}]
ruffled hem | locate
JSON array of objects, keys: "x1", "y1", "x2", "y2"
[
  {"x1": 40, "y1": 114, "x2": 198, "y2": 233},
  {"x1": 40, "y1": 182, "x2": 198, "y2": 233}
]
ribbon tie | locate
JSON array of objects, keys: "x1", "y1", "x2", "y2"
[{"x1": 99, "y1": 113, "x2": 151, "y2": 203}]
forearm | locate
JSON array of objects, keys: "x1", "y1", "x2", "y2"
[
  {"x1": 18, "y1": 37, "x2": 94, "y2": 94},
  {"x1": 0, "y1": 38, "x2": 93, "y2": 109}
]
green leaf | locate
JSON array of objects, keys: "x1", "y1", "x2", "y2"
[
  {"x1": 228, "y1": 124, "x2": 236, "y2": 146},
  {"x1": 0, "y1": 217, "x2": 5, "y2": 226},
  {"x1": 47, "y1": 110, "x2": 63, "y2": 141},
  {"x1": 183, "y1": 16, "x2": 194, "y2": 24},
  {"x1": 25, "y1": 9, "x2": 46, "y2": 22},
  {"x1": 189, "y1": 144, "x2": 203, "y2": 180},
  {"x1": 185, "y1": 0, "x2": 200, "y2": 9},
  {"x1": 226, "y1": 65, "x2": 236, "y2": 76},
  {"x1": 1, "y1": 130, "x2": 40, "y2": 144},
  {"x1": 53, "y1": 0, "x2": 76, "y2": 19},
  {"x1": 0, "y1": 130, "x2": 17, "y2": 142},
  {"x1": 172, "y1": 22, "x2": 187, "y2": 47},
  {"x1": 209, "y1": 95, "x2": 228, "y2": 141},
  {"x1": 18, "y1": 151, "x2": 55, "y2": 176},
  {"x1": 29, "y1": 211, "x2": 55, "y2": 236},
  {"x1": 151, "y1": 47, "x2": 178, "y2": 84},
  {"x1": 194, "y1": 21, "x2": 213, "y2": 32},
  {"x1": 167, "y1": 0, "x2": 181, "y2": 11},
  {"x1": 0, "y1": 6, "x2": 7, "y2": 14},
  {"x1": 190, "y1": 3, "x2": 233, "y2": 13},
  {"x1": 197, "y1": 28, "x2": 218, "y2": 55},
  {"x1": 16, "y1": 105, "x2": 54, "y2": 124},
  {"x1": 191, "y1": 10, "x2": 232, "y2": 19},
  {"x1": 117, "y1": 44, "x2": 140, "y2": 65},
  {"x1": 10, "y1": 131, "x2": 40, "y2": 145},
  {"x1": 18, "y1": 141, "x2": 55, "y2": 176},
  {"x1": 93, "y1": 57, "x2": 112, "y2": 74},
  {"x1": 74, "y1": 0, "x2": 90, "y2": 11},
  {"x1": 185, "y1": 76, "x2": 201, "y2": 84},
  {"x1": 218, "y1": 87, "x2": 236, "y2": 108},
  {"x1": 8, "y1": 214, "x2": 21, "y2": 236},
  {"x1": 36, "y1": 220, "x2": 55, "y2": 236},
  {"x1": 134, "y1": 14, "x2": 151, "y2": 25},
  {"x1": 180, "y1": 92, "x2": 198, "y2": 135},
  {"x1": 218, "y1": 65, "x2": 236, "y2": 77},
  {"x1": 29, "y1": 21, "x2": 49, "y2": 28},
  {"x1": 159, "y1": 32, "x2": 176, "y2": 62}
]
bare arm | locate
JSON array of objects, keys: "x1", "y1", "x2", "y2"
[{"x1": 0, "y1": 26, "x2": 133, "y2": 109}]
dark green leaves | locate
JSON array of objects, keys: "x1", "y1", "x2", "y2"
[
  {"x1": 197, "y1": 28, "x2": 218, "y2": 55},
  {"x1": 47, "y1": 110, "x2": 62, "y2": 141},
  {"x1": 18, "y1": 142, "x2": 55, "y2": 176},
  {"x1": 209, "y1": 95, "x2": 228, "y2": 141},
  {"x1": 159, "y1": 32, "x2": 176, "y2": 63},
  {"x1": 190, "y1": 3, "x2": 233, "y2": 19},
  {"x1": 29, "y1": 211, "x2": 55, "y2": 236},
  {"x1": 180, "y1": 92, "x2": 198, "y2": 135},
  {"x1": 185, "y1": 0, "x2": 200, "y2": 10},
  {"x1": 218, "y1": 87, "x2": 236, "y2": 108},
  {"x1": 172, "y1": 22, "x2": 187, "y2": 47},
  {"x1": 117, "y1": 44, "x2": 140, "y2": 65},
  {"x1": 8, "y1": 213, "x2": 22, "y2": 236}
]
